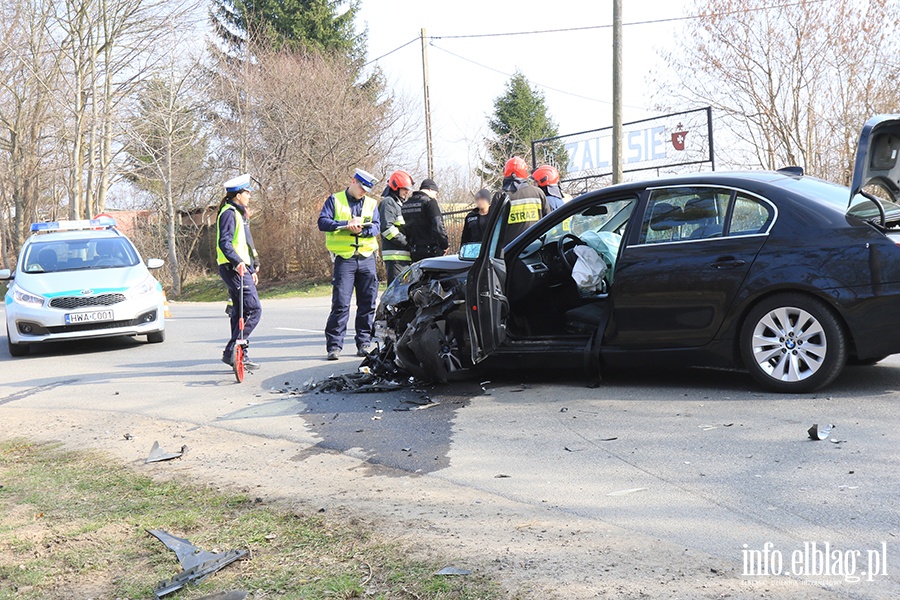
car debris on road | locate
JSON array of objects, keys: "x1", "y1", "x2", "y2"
[
  {"x1": 147, "y1": 529, "x2": 247, "y2": 598},
  {"x1": 145, "y1": 441, "x2": 187, "y2": 463}
]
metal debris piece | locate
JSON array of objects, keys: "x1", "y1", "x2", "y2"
[
  {"x1": 434, "y1": 566, "x2": 471, "y2": 576},
  {"x1": 606, "y1": 487, "x2": 647, "y2": 497},
  {"x1": 393, "y1": 401, "x2": 440, "y2": 412},
  {"x1": 147, "y1": 529, "x2": 247, "y2": 598},
  {"x1": 808, "y1": 423, "x2": 834, "y2": 440},
  {"x1": 145, "y1": 441, "x2": 187, "y2": 463},
  {"x1": 494, "y1": 473, "x2": 511, "y2": 478},
  {"x1": 599, "y1": 437, "x2": 618, "y2": 442},
  {"x1": 195, "y1": 592, "x2": 248, "y2": 600}
]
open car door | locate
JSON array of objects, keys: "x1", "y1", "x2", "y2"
[
  {"x1": 850, "y1": 115, "x2": 900, "y2": 207},
  {"x1": 466, "y1": 194, "x2": 511, "y2": 363}
]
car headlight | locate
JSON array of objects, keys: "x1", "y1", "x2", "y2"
[
  {"x1": 13, "y1": 286, "x2": 44, "y2": 307},
  {"x1": 129, "y1": 276, "x2": 159, "y2": 298}
]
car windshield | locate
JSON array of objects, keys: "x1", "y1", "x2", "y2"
[
  {"x1": 544, "y1": 199, "x2": 635, "y2": 242},
  {"x1": 22, "y1": 238, "x2": 140, "y2": 273}
]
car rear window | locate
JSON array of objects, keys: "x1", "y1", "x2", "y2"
[{"x1": 23, "y1": 238, "x2": 140, "y2": 273}]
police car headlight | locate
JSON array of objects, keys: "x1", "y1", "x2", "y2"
[
  {"x1": 13, "y1": 286, "x2": 44, "y2": 307},
  {"x1": 129, "y1": 276, "x2": 158, "y2": 298}
]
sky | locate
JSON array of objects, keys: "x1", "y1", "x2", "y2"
[{"x1": 355, "y1": 0, "x2": 697, "y2": 182}]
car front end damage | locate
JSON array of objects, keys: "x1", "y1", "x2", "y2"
[{"x1": 375, "y1": 261, "x2": 473, "y2": 382}]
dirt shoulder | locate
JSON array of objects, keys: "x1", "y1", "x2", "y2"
[{"x1": 0, "y1": 405, "x2": 850, "y2": 599}]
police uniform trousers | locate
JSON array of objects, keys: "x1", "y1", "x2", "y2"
[
  {"x1": 219, "y1": 264, "x2": 262, "y2": 355},
  {"x1": 326, "y1": 254, "x2": 378, "y2": 351}
]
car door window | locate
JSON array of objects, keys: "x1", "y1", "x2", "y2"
[
  {"x1": 729, "y1": 193, "x2": 774, "y2": 235},
  {"x1": 638, "y1": 187, "x2": 732, "y2": 244}
]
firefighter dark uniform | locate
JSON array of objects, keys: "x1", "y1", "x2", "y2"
[
  {"x1": 378, "y1": 171, "x2": 413, "y2": 284},
  {"x1": 318, "y1": 169, "x2": 381, "y2": 359},
  {"x1": 499, "y1": 157, "x2": 550, "y2": 247},
  {"x1": 400, "y1": 178, "x2": 448, "y2": 262},
  {"x1": 217, "y1": 174, "x2": 262, "y2": 368}
]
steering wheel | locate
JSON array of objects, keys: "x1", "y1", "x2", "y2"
[
  {"x1": 93, "y1": 259, "x2": 117, "y2": 267},
  {"x1": 556, "y1": 233, "x2": 586, "y2": 269}
]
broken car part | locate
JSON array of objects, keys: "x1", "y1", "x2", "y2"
[
  {"x1": 147, "y1": 529, "x2": 247, "y2": 598},
  {"x1": 145, "y1": 441, "x2": 187, "y2": 463},
  {"x1": 808, "y1": 423, "x2": 834, "y2": 440}
]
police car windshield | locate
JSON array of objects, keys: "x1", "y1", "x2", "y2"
[{"x1": 23, "y1": 238, "x2": 140, "y2": 273}]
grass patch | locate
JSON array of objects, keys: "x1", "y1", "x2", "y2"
[
  {"x1": 0, "y1": 439, "x2": 500, "y2": 600},
  {"x1": 178, "y1": 275, "x2": 334, "y2": 302}
]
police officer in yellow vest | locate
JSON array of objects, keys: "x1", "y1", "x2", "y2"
[
  {"x1": 317, "y1": 168, "x2": 381, "y2": 360},
  {"x1": 217, "y1": 174, "x2": 262, "y2": 369}
]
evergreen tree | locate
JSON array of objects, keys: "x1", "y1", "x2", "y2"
[
  {"x1": 211, "y1": 0, "x2": 364, "y2": 59},
  {"x1": 481, "y1": 72, "x2": 568, "y2": 186}
]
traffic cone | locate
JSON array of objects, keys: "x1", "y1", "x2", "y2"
[{"x1": 163, "y1": 291, "x2": 172, "y2": 318}]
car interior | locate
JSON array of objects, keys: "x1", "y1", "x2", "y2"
[
  {"x1": 505, "y1": 198, "x2": 637, "y2": 338},
  {"x1": 24, "y1": 239, "x2": 138, "y2": 273}
]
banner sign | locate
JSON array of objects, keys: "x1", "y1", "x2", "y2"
[{"x1": 531, "y1": 107, "x2": 714, "y2": 190}]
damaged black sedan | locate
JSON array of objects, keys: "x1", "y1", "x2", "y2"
[{"x1": 376, "y1": 115, "x2": 900, "y2": 393}]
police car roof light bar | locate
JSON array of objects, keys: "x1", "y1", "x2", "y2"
[{"x1": 30, "y1": 217, "x2": 117, "y2": 233}]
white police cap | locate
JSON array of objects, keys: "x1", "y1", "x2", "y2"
[
  {"x1": 224, "y1": 173, "x2": 252, "y2": 193},
  {"x1": 353, "y1": 168, "x2": 378, "y2": 192}
]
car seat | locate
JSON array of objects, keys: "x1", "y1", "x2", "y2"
[
  {"x1": 647, "y1": 202, "x2": 683, "y2": 241},
  {"x1": 682, "y1": 196, "x2": 722, "y2": 239},
  {"x1": 37, "y1": 248, "x2": 58, "y2": 272}
]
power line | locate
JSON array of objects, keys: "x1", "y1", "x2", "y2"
[
  {"x1": 429, "y1": 0, "x2": 829, "y2": 40},
  {"x1": 363, "y1": 36, "x2": 418, "y2": 67},
  {"x1": 429, "y1": 42, "x2": 655, "y2": 113}
]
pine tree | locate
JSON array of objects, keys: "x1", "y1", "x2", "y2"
[
  {"x1": 210, "y1": 0, "x2": 364, "y2": 59},
  {"x1": 480, "y1": 72, "x2": 568, "y2": 186}
]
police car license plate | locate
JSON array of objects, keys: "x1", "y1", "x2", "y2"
[{"x1": 65, "y1": 310, "x2": 114, "y2": 324}]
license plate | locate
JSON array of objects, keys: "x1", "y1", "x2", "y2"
[{"x1": 65, "y1": 310, "x2": 114, "y2": 324}]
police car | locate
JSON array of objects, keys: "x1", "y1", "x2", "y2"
[{"x1": 1, "y1": 218, "x2": 166, "y2": 356}]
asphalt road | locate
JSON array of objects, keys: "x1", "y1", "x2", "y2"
[{"x1": 2, "y1": 296, "x2": 899, "y2": 597}]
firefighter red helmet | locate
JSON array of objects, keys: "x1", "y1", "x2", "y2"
[
  {"x1": 503, "y1": 156, "x2": 529, "y2": 179},
  {"x1": 387, "y1": 170, "x2": 413, "y2": 191},
  {"x1": 532, "y1": 165, "x2": 560, "y2": 187}
]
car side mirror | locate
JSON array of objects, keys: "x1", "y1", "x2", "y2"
[
  {"x1": 147, "y1": 259, "x2": 164, "y2": 269},
  {"x1": 0, "y1": 269, "x2": 11, "y2": 280}
]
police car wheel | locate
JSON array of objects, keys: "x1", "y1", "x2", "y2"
[
  {"x1": 147, "y1": 330, "x2": 165, "y2": 344},
  {"x1": 7, "y1": 326, "x2": 29, "y2": 357}
]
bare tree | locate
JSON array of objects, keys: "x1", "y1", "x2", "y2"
[
  {"x1": 49, "y1": 0, "x2": 193, "y2": 220},
  {"x1": 0, "y1": 0, "x2": 64, "y2": 264},
  {"x1": 210, "y1": 47, "x2": 403, "y2": 279},
  {"x1": 124, "y1": 46, "x2": 209, "y2": 296},
  {"x1": 659, "y1": 0, "x2": 900, "y2": 182}
]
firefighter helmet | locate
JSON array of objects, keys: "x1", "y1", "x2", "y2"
[
  {"x1": 532, "y1": 165, "x2": 560, "y2": 187},
  {"x1": 387, "y1": 170, "x2": 413, "y2": 191},
  {"x1": 503, "y1": 156, "x2": 529, "y2": 179}
]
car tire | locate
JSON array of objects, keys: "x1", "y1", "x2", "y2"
[
  {"x1": 739, "y1": 293, "x2": 847, "y2": 393},
  {"x1": 6, "y1": 326, "x2": 29, "y2": 357},
  {"x1": 147, "y1": 330, "x2": 165, "y2": 344}
]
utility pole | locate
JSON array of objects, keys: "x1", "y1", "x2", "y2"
[
  {"x1": 612, "y1": 0, "x2": 623, "y2": 184},
  {"x1": 421, "y1": 28, "x2": 434, "y2": 179}
]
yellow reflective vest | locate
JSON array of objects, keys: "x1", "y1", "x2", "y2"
[
  {"x1": 216, "y1": 203, "x2": 253, "y2": 266},
  {"x1": 326, "y1": 191, "x2": 379, "y2": 259}
]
